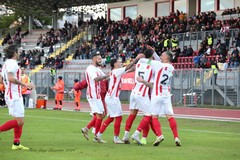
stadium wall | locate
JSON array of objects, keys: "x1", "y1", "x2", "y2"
[{"x1": 107, "y1": 0, "x2": 240, "y2": 20}]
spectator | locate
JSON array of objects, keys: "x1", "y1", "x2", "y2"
[
  {"x1": 211, "y1": 60, "x2": 219, "y2": 85},
  {"x1": 186, "y1": 45, "x2": 194, "y2": 56},
  {"x1": 199, "y1": 54, "x2": 208, "y2": 68},
  {"x1": 228, "y1": 53, "x2": 239, "y2": 68}
]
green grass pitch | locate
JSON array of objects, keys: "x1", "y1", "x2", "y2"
[{"x1": 0, "y1": 108, "x2": 240, "y2": 160}]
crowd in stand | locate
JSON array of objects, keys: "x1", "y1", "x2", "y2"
[
  {"x1": 72, "y1": 10, "x2": 240, "y2": 70},
  {"x1": 222, "y1": 7, "x2": 240, "y2": 16},
  {"x1": 19, "y1": 49, "x2": 44, "y2": 69},
  {"x1": 1, "y1": 27, "x2": 28, "y2": 46},
  {"x1": 2, "y1": 10, "x2": 240, "y2": 70},
  {"x1": 36, "y1": 21, "x2": 78, "y2": 48}
]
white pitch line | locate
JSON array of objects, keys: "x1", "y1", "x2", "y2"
[{"x1": 0, "y1": 112, "x2": 240, "y2": 136}]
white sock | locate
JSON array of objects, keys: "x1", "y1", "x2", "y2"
[
  {"x1": 124, "y1": 131, "x2": 129, "y2": 138},
  {"x1": 141, "y1": 137, "x2": 147, "y2": 140},
  {"x1": 97, "y1": 133, "x2": 102, "y2": 137},
  {"x1": 92, "y1": 127, "x2": 95, "y2": 134},
  {"x1": 134, "y1": 130, "x2": 140, "y2": 136}
]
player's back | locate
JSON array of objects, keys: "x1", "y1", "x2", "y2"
[
  {"x1": 132, "y1": 58, "x2": 153, "y2": 97},
  {"x1": 151, "y1": 62, "x2": 174, "y2": 97}
]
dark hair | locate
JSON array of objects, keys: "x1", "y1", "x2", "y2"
[
  {"x1": 165, "y1": 51, "x2": 173, "y2": 62},
  {"x1": 58, "y1": 76, "x2": 63, "y2": 80},
  {"x1": 91, "y1": 53, "x2": 101, "y2": 59},
  {"x1": 110, "y1": 58, "x2": 118, "y2": 69},
  {"x1": 143, "y1": 49, "x2": 154, "y2": 58},
  {"x1": 4, "y1": 44, "x2": 18, "y2": 59},
  {"x1": 74, "y1": 79, "x2": 79, "y2": 82}
]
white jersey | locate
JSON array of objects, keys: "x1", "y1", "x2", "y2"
[
  {"x1": 106, "y1": 67, "x2": 126, "y2": 98},
  {"x1": 132, "y1": 58, "x2": 153, "y2": 97},
  {"x1": 139, "y1": 59, "x2": 174, "y2": 96},
  {"x1": 1, "y1": 59, "x2": 22, "y2": 100},
  {"x1": 152, "y1": 61, "x2": 174, "y2": 96},
  {"x1": 85, "y1": 65, "x2": 105, "y2": 99}
]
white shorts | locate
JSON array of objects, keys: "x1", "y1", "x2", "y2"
[
  {"x1": 87, "y1": 98, "x2": 104, "y2": 114},
  {"x1": 151, "y1": 96, "x2": 173, "y2": 116},
  {"x1": 5, "y1": 97, "x2": 24, "y2": 118},
  {"x1": 105, "y1": 96, "x2": 122, "y2": 118},
  {"x1": 129, "y1": 92, "x2": 151, "y2": 115}
]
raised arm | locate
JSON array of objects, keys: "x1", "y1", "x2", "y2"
[
  {"x1": 125, "y1": 53, "x2": 145, "y2": 71},
  {"x1": 147, "y1": 45, "x2": 161, "y2": 61}
]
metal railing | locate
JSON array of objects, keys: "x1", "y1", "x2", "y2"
[
  {"x1": 30, "y1": 68, "x2": 240, "y2": 107},
  {"x1": 172, "y1": 28, "x2": 240, "y2": 51}
]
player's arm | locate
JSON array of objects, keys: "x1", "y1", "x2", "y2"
[
  {"x1": 0, "y1": 75, "x2": 3, "y2": 84},
  {"x1": 125, "y1": 53, "x2": 145, "y2": 71},
  {"x1": 147, "y1": 45, "x2": 161, "y2": 61},
  {"x1": 74, "y1": 79, "x2": 87, "y2": 91},
  {"x1": 94, "y1": 74, "x2": 110, "y2": 82},
  {"x1": 126, "y1": 66, "x2": 136, "y2": 73},
  {"x1": 8, "y1": 72, "x2": 34, "y2": 89},
  {"x1": 136, "y1": 76, "x2": 153, "y2": 89}
]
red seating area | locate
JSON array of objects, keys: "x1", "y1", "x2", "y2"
[{"x1": 172, "y1": 55, "x2": 219, "y2": 69}]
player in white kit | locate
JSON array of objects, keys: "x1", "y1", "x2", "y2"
[
  {"x1": 95, "y1": 54, "x2": 144, "y2": 143},
  {"x1": 81, "y1": 53, "x2": 110, "y2": 141},
  {"x1": 0, "y1": 45, "x2": 34, "y2": 150},
  {"x1": 122, "y1": 49, "x2": 158, "y2": 144},
  {"x1": 136, "y1": 50, "x2": 182, "y2": 146}
]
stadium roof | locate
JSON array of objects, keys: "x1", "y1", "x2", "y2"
[{"x1": 1, "y1": 0, "x2": 126, "y2": 14}]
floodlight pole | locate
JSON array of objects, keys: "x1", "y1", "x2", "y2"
[
  {"x1": 29, "y1": 15, "x2": 33, "y2": 34},
  {"x1": 52, "y1": 11, "x2": 58, "y2": 30}
]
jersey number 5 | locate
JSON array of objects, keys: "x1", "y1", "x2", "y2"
[{"x1": 138, "y1": 71, "x2": 145, "y2": 79}]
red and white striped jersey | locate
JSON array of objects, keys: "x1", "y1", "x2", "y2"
[
  {"x1": 151, "y1": 61, "x2": 174, "y2": 96},
  {"x1": 85, "y1": 65, "x2": 105, "y2": 99},
  {"x1": 132, "y1": 58, "x2": 153, "y2": 97},
  {"x1": 106, "y1": 67, "x2": 126, "y2": 97},
  {"x1": 1, "y1": 59, "x2": 22, "y2": 100}
]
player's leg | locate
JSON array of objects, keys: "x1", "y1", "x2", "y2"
[
  {"x1": 82, "y1": 114, "x2": 97, "y2": 141},
  {"x1": 152, "y1": 115, "x2": 164, "y2": 146},
  {"x1": 93, "y1": 99, "x2": 105, "y2": 143},
  {"x1": 131, "y1": 115, "x2": 151, "y2": 145},
  {"x1": 132, "y1": 96, "x2": 152, "y2": 145},
  {"x1": 122, "y1": 93, "x2": 138, "y2": 143},
  {"x1": 11, "y1": 99, "x2": 29, "y2": 150},
  {"x1": 11, "y1": 117, "x2": 28, "y2": 150},
  {"x1": 164, "y1": 96, "x2": 181, "y2": 146},
  {"x1": 0, "y1": 119, "x2": 19, "y2": 132},
  {"x1": 0, "y1": 99, "x2": 20, "y2": 133},
  {"x1": 113, "y1": 116, "x2": 124, "y2": 144},
  {"x1": 81, "y1": 99, "x2": 98, "y2": 141},
  {"x1": 122, "y1": 109, "x2": 138, "y2": 143},
  {"x1": 166, "y1": 115, "x2": 181, "y2": 146},
  {"x1": 96, "y1": 116, "x2": 114, "y2": 142},
  {"x1": 151, "y1": 97, "x2": 164, "y2": 146}
]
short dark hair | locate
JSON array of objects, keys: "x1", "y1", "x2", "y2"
[
  {"x1": 110, "y1": 58, "x2": 118, "y2": 69},
  {"x1": 165, "y1": 51, "x2": 173, "y2": 62},
  {"x1": 91, "y1": 53, "x2": 101, "y2": 59},
  {"x1": 58, "y1": 76, "x2": 63, "y2": 80},
  {"x1": 74, "y1": 79, "x2": 79, "y2": 82},
  {"x1": 143, "y1": 49, "x2": 154, "y2": 58},
  {"x1": 4, "y1": 44, "x2": 18, "y2": 59}
]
